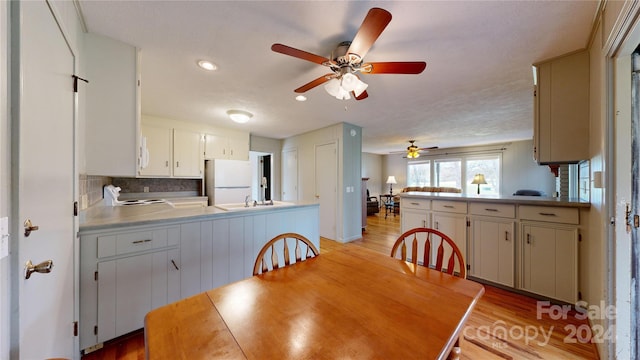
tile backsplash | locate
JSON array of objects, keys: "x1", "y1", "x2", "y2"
[
  {"x1": 79, "y1": 174, "x2": 112, "y2": 209},
  {"x1": 112, "y1": 177, "x2": 202, "y2": 194},
  {"x1": 79, "y1": 175, "x2": 203, "y2": 210}
]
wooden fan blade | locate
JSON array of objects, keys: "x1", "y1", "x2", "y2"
[
  {"x1": 419, "y1": 146, "x2": 438, "y2": 151},
  {"x1": 362, "y1": 62, "x2": 427, "y2": 74},
  {"x1": 347, "y1": 8, "x2": 392, "y2": 59},
  {"x1": 294, "y1": 74, "x2": 334, "y2": 93},
  {"x1": 271, "y1": 43, "x2": 330, "y2": 65},
  {"x1": 354, "y1": 90, "x2": 368, "y2": 100}
]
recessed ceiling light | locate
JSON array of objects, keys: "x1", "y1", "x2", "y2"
[
  {"x1": 227, "y1": 110, "x2": 253, "y2": 124},
  {"x1": 197, "y1": 60, "x2": 217, "y2": 71},
  {"x1": 295, "y1": 95, "x2": 307, "y2": 102}
]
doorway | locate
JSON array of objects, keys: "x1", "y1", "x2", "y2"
[{"x1": 250, "y1": 151, "x2": 272, "y2": 203}]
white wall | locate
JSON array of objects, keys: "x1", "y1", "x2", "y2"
[
  {"x1": 379, "y1": 140, "x2": 556, "y2": 196},
  {"x1": 1, "y1": 1, "x2": 9, "y2": 358},
  {"x1": 362, "y1": 153, "x2": 383, "y2": 197},
  {"x1": 282, "y1": 122, "x2": 362, "y2": 242},
  {"x1": 501, "y1": 140, "x2": 556, "y2": 196}
]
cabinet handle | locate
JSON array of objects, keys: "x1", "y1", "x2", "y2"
[
  {"x1": 526, "y1": 233, "x2": 530, "y2": 244},
  {"x1": 484, "y1": 208, "x2": 498, "y2": 212},
  {"x1": 538, "y1": 212, "x2": 556, "y2": 216},
  {"x1": 411, "y1": 202, "x2": 420, "y2": 206},
  {"x1": 132, "y1": 239, "x2": 151, "y2": 245},
  {"x1": 435, "y1": 221, "x2": 439, "y2": 230},
  {"x1": 505, "y1": 231, "x2": 509, "y2": 241},
  {"x1": 422, "y1": 220, "x2": 426, "y2": 227},
  {"x1": 176, "y1": 161, "x2": 180, "y2": 168},
  {"x1": 171, "y1": 259, "x2": 179, "y2": 271},
  {"x1": 165, "y1": 160, "x2": 169, "y2": 167},
  {"x1": 443, "y1": 205, "x2": 454, "y2": 208}
]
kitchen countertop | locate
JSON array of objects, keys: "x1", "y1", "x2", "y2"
[
  {"x1": 80, "y1": 202, "x2": 317, "y2": 231},
  {"x1": 398, "y1": 192, "x2": 590, "y2": 208}
]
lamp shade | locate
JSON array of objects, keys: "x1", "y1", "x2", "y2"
[
  {"x1": 471, "y1": 174, "x2": 487, "y2": 185},
  {"x1": 386, "y1": 176, "x2": 397, "y2": 184}
]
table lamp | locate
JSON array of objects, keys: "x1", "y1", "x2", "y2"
[
  {"x1": 386, "y1": 176, "x2": 397, "y2": 195},
  {"x1": 471, "y1": 174, "x2": 487, "y2": 194}
]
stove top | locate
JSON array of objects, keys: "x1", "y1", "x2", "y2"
[{"x1": 118, "y1": 199, "x2": 168, "y2": 206}]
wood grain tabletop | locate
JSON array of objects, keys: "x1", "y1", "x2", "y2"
[{"x1": 145, "y1": 244, "x2": 484, "y2": 359}]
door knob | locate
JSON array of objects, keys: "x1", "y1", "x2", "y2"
[
  {"x1": 23, "y1": 219, "x2": 39, "y2": 237},
  {"x1": 24, "y1": 259, "x2": 53, "y2": 279}
]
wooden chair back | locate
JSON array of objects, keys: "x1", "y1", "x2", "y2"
[
  {"x1": 390, "y1": 227, "x2": 466, "y2": 278},
  {"x1": 253, "y1": 232, "x2": 319, "y2": 275}
]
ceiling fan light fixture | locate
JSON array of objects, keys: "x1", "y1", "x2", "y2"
[
  {"x1": 407, "y1": 150, "x2": 420, "y2": 159},
  {"x1": 336, "y1": 87, "x2": 351, "y2": 100},
  {"x1": 324, "y1": 78, "x2": 341, "y2": 97},
  {"x1": 340, "y1": 73, "x2": 359, "y2": 92},
  {"x1": 324, "y1": 73, "x2": 366, "y2": 100},
  {"x1": 227, "y1": 110, "x2": 253, "y2": 124},
  {"x1": 353, "y1": 80, "x2": 368, "y2": 97}
]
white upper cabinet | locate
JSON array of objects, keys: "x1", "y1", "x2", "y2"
[
  {"x1": 173, "y1": 129, "x2": 204, "y2": 177},
  {"x1": 139, "y1": 120, "x2": 204, "y2": 178},
  {"x1": 84, "y1": 33, "x2": 140, "y2": 176},
  {"x1": 533, "y1": 50, "x2": 589, "y2": 164},
  {"x1": 139, "y1": 124, "x2": 172, "y2": 177},
  {"x1": 204, "y1": 132, "x2": 250, "y2": 161}
]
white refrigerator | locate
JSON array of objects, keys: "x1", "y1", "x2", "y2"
[{"x1": 205, "y1": 159, "x2": 252, "y2": 205}]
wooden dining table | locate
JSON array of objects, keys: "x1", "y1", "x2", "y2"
[{"x1": 144, "y1": 244, "x2": 485, "y2": 359}]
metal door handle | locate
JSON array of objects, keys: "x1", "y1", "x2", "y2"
[
  {"x1": 25, "y1": 259, "x2": 53, "y2": 279},
  {"x1": 23, "y1": 219, "x2": 39, "y2": 237}
]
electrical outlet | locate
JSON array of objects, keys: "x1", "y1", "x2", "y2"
[
  {"x1": 143, "y1": 186, "x2": 149, "y2": 193},
  {"x1": 0, "y1": 217, "x2": 8, "y2": 259}
]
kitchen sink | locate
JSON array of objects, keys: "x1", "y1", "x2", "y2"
[{"x1": 215, "y1": 201, "x2": 294, "y2": 211}]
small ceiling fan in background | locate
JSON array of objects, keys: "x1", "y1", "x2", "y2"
[
  {"x1": 271, "y1": 7, "x2": 427, "y2": 100},
  {"x1": 391, "y1": 140, "x2": 438, "y2": 158}
]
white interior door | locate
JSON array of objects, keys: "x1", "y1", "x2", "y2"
[
  {"x1": 16, "y1": 1, "x2": 76, "y2": 358},
  {"x1": 282, "y1": 149, "x2": 298, "y2": 202},
  {"x1": 315, "y1": 143, "x2": 337, "y2": 240}
]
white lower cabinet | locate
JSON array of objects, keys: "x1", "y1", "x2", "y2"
[
  {"x1": 80, "y1": 205, "x2": 320, "y2": 352},
  {"x1": 469, "y1": 218, "x2": 515, "y2": 287},
  {"x1": 400, "y1": 198, "x2": 431, "y2": 231},
  {"x1": 520, "y1": 222, "x2": 578, "y2": 303},
  {"x1": 97, "y1": 247, "x2": 180, "y2": 342},
  {"x1": 398, "y1": 196, "x2": 584, "y2": 304},
  {"x1": 84, "y1": 226, "x2": 180, "y2": 346},
  {"x1": 431, "y1": 211, "x2": 467, "y2": 275}
]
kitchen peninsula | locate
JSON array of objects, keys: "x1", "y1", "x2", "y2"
[
  {"x1": 79, "y1": 202, "x2": 319, "y2": 353},
  {"x1": 399, "y1": 192, "x2": 590, "y2": 305}
]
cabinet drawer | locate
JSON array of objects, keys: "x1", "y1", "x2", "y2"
[
  {"x1": 401, "y1": 198, "x2": 430, "y2": 210},
  {"x1": 432, "y1": 200, "x2": 467, "y2": 214},
  {"x1": 98, "y1": 230, "x2": 169, "y2": 258},
  {"x1": 519, "y1": 205, "x2": 579, "y2": 224},
  {"x1": 469, "y1": 203, "x2": 515, "y2": 218}
]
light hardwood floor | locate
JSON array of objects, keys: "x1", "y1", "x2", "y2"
[{"x1": 83, "y1": 211, "x2": 599, "y2": 360}]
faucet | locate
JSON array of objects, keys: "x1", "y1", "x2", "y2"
[{"x1": 245, "y1": 195, "x2": 250, "y2": 207}]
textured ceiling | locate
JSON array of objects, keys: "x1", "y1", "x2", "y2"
[{"x1": 78, "y1": 0, "x2": 599, "y2": 154}]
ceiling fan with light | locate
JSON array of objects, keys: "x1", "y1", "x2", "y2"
[
  {"x1": 391, "y1": 140, "x2": 438, "y2": 158},
  {"x1": 271, "y1": 7, "x2": 427, "y2": 100}
]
